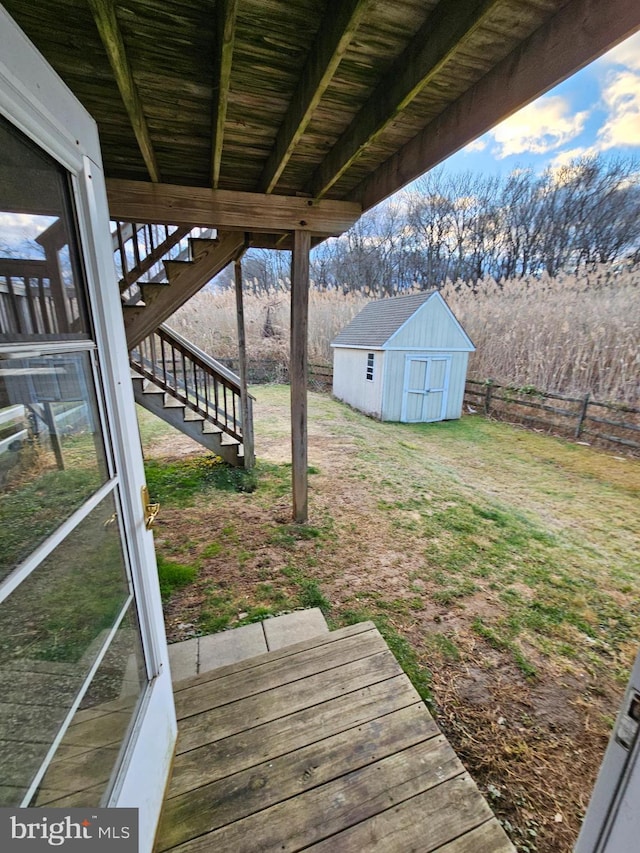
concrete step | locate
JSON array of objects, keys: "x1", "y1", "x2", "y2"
[{"x1": 168, "y1": 609, "x2": 330, "y2": 683}]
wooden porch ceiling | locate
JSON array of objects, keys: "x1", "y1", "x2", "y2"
[{"x1": 4, "y1": 0, "x2": 640, "y2": 238}]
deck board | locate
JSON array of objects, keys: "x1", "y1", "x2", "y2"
[{"x1": 156, "y1": 622, "x2": 514, "y2": 853}]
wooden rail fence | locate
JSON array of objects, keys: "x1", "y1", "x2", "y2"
[
  {"x1": 464, "y1": 379, "x2": 640, "y2": 455},
  {"x1": 211, "y1": 360, "x2": 639, "y2": 455}
]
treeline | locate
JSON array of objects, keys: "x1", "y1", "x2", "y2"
[{"x1": 216, "y1": 154, "x2": 640, "y2": 295}]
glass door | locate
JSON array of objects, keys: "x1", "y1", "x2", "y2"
[{"x1": 0, "y1": 9, "x2": 175, "y2": 843}]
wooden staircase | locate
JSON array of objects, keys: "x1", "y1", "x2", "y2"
[
  {"x1": 112, "y1": 220, "x2": 245, "y2": 350},
  {"x1": 130, "y1": 324, "x2": 252, "y2": 467},
  {"x1": 111, "y1": 221, "x2": 252, "y2": 466}
]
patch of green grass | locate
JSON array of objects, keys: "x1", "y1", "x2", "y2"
[
  {"x1": 199, "y1": 613, "x2": 231, "y2": 633},
  {"x1": 299, "y1": 579, "x2": 331, "y2": 611},
  {"x1": 472, "y1": 617, "x2": 537, "y2": 679},
  {"x1": 424, "y1": 633, "x2": 461, "y2": 661},
  {"x1": 157, "y1": 555, "x2": 198, "y2": 600},
  {"x1": 432, "y1": 578, "x2": 478, "y2": 606},
  {"x1": 145, "y1": 454, "x2": 257, "y2": 506},
  {"x1": 201, "y1": 541, "x2": 223, "y2": 559}
]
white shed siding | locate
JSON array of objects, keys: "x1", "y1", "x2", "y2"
[
  {"x1": 388, "y1": 293, "x2": 471, "y2": 350},
  {"x1": 333, "y1": 348, "x2": 384, "y2": 418},
  {"x1": 382, "y1": 351, "x2": 468, "y2": 421}
]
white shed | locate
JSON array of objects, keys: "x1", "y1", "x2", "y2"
[{"x1": 331, "y1": 291, "x2": 474, "y2": 422}]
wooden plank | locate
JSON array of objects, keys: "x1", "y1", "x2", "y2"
[
  {"x1": 172, "y1": 620, "x2": 377, "y2": 691},
  {"x1": 310, "y1": 0, "x2": 499, "y2": 199},
  {"x1": 168, "y1": 674, "x2": 422, "y2": 797},
  {"x1": 351, "y1": 0, "x2": 640, "y2": 211},
  {"x1": 124, "y1": 231, "x2": 245, "y2": 349},
  {"x1": 258, "y1": 0, "x2": 370, "y2": 194},
  {"x1": 88, "y1": 0, "x2": 160, "y2": 182},
  {"x1": 174, "y1": 629, "x2": 389, "y2": 720},
  {"x1": 166, "y1": 739, "x2": 465, "y2": 853},
  {"x1": 177, "y1": 649, "x2": 402, "y2": 753},
  {"x1": 291, "y1": 229, "x2": 310, "y2": 523},
  {"x1": 158, "y1": 703, "x2": 439, "y2": 850},
  {"x1": 211, "y1": 0, "x2": 238, "y2": 188},
  {"x1": 106, "y1": 179, "x2": 361, "y2": 236},
  {"x1": 305, "y1": 776, "x2": 500, "y2": 853},
  {"x1": 428, "y1": 819, "x2": 515, "y2": 853}
]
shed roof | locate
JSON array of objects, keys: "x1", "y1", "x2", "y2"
[{"x1": 332, "y1": 291, "x2": 438, "y2": 348}]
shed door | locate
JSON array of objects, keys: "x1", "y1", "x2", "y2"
[
  {"x1": 0, "y1": 9, "x2": 174, "y2": 840},
  {"x1": 401, "y1": 356, "x2": 450, "y2": 422}
]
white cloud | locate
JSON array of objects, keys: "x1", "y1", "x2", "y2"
[
  {"x1": 463, "y1": 138, "x2": 487, "y2": 153},
  {"x1": 549, "y1": 146, "x2": 593, "y2": 170},
  {"x1": 489, "y1": 96, "x2": 590, "y2": 159},
  {"x1": 597, "y1": 69, "x2": 640, "y2": 151}
]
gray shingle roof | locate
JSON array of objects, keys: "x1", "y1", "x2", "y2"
[{"x1": 332, "y1": 291, "x2": 436, "y2": 347}]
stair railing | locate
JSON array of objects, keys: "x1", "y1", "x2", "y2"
[
  {"x1": 130, "y1": 324, "x2": 249, "y2": 443},
  {"x1": 111, "y1": 222, "x2": 218, "y2": 293}
]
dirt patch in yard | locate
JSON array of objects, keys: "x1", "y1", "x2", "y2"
[{"x1": 141, "y1": 389, "x2": 640, "y2": 853}]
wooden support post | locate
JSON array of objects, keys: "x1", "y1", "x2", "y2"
[
  {"x1": 575, "y1": 392, "x2": 590, "y2": 439},
  {"x1": 42, "y1": 402, "x2": 65, "y2": 470},
  {"x1": 234, "y1": 254, "x2": 255, "y2": 468},
  {"x1": 290, "y1": 230, "x2": 310, "y2": 523},
  {"x1": 484, "y1": 379, "x2": 494, "y2": 416}
]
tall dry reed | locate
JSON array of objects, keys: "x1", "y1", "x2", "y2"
[
  {"x1": 172, "y1": 288, "x2": 369, "y2": 366},
  {"x1": 441, "y1": 266, "x2": 639, "y2": 403},
  {"x1": 171, "y1": 265, "x2": 639, "y2": 404}
]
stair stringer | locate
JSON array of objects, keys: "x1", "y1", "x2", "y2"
[
  {"x1": 124, "y1": 231, "x2": 245, "y2": 349},
  {"x1": 132, "y1": 376, "x2": 242, "y2": 466}
]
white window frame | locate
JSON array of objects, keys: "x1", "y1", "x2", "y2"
[
  {"x1": 366, "y1": 352, "x2": 375, "y2": 381},
  {"x1": 1, "y1": 9, "x2": 176, "y2": 845}
]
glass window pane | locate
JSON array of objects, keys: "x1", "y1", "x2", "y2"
[
  {"x1": 33, "y1": 604, "x2": 147, "y2": 807},
  {"x1": 0, "y1": 350, "x2": 109, "y2": 581},
  {"x1": 0, "y1": 115, "x2": 90, "y2": 342},
  {"x1": 0, "y1": 493, "x2": 133, "y2": 806}
]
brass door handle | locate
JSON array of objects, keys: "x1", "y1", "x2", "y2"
[{"x1": 141, "y1": 485, "x2": 160, "y2": 529}]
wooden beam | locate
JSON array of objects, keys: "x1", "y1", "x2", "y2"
[
  {"x1": 234, "y1": 253, "x2": 255, "y2": 468},
  {"x1": 88, "y1": 0, "x2": 160, "y2": 183},
  {"x1": 309, "y1": 0, "x2": 499, "y2": 199},
  {"x1": 290, "y1": 230, "x2": 310, "y2": 524},
  {"x1": 106, "y1": 179, "x2": 361, "y2": 236},
  {"x1": 211, "y1": 0, "x2": 238, "y2": 188},
  {"x1": 350, "y1": 0, "x2": 640, "y2": 212},
  {"x1": 124, "y1": 232, "x2": 244, "y2": 349},
  {"x1": 257, "y1": 0, "x2": 370, "y2": 194}
]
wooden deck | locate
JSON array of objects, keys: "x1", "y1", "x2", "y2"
[{"x1": 155, "y1": 621, "x2": 514, "y2": 853}]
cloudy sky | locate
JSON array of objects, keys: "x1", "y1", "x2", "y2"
[{"x1": 443, "y1": 30, "x2": 640, "y2": 176}]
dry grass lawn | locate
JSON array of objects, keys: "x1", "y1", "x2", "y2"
[{"x1": 140, "y1": 386, "x2": 640, "y2": 853}]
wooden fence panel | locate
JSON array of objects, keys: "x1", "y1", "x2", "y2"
[
  {"x1": 208, "y1": 361, "x2": 639, "y2": 455},
  {"x1": 464, "y1": 379, "x2": 640, "y2": 455}
]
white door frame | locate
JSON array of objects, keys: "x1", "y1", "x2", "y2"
[
  {"x1": 0, "y1": 9, "x2": 176, "y2": 847},
  {"x1": 401, "y1": 354, "x2": 451, "y2": 422},
  {"x1": 576, "y1": 648, "x2": 640, "y2": 853}
]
